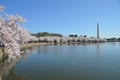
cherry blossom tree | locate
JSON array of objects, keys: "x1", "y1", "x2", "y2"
[{"x1": 0, "y1": 5, "x2": 37, "y2": 61}]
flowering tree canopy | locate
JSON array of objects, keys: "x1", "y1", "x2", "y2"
[{"x1": 0, "y1": 5, "x2": 36, "y2": 61}]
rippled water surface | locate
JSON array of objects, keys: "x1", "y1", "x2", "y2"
[{"x1": 1, "y1": 42, "x2": 120, "y2": 80}]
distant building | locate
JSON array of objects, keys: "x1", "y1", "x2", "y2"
[{"x1": 97, "y1": 22, "x2": 100, "y2": 39}]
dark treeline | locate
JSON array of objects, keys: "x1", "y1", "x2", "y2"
[
  {"x1": 107, "y1": 38, "x2": 120, "y2": 42},
  {"x1": 31, "y1": 32, "x2": 63, "y2": 37},
  {"x1": 32, "y1": 32, "x2": 88, "y2": 38},
  {"x1": 69, "y1": 34, "x2": 87, "y2": 37}
]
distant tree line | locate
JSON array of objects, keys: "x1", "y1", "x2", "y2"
[
  {"x1": 107, "y1": 38, "x2": 120, "y2": 42},
  {"x1": 32, "y1": 32, "x2": 88, "y2": 38},
  {"x1": 69, "y1": 34, "x2": 87, "y2": 37},
  {"x1": 32, "y1": 32, "x2": 62, "y2": 37},
  {"x1": 69, "y1": 34, "x2": 78, "y2": 37}
]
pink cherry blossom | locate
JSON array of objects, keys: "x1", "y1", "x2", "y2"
[{"x1": 0, "y1": 5, "x2": 37, "y2": 61}]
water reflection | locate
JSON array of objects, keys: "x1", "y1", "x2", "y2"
[
  {"x1": 0, "y1": 47, "x2": 35, "y2": 80},
  {"x1": 0, "y1": 44, "x2": 100, "y2": 80},
  {"x1": 0, "y1": 58, "x2": 24, "y2": 80},
  {"x1": 95, "y1": 43, "x2": 101, "y2": 67},
  {"x1": 1, "y1": 42, "x2": 120, "y2": 80},
  {"x1": 0, "y1": 44, "x2": 102, "y2": 80}
]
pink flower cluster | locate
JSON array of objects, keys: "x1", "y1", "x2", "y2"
[{"x1": 0, "y1": 5, "x2": 36, "y2": 61}]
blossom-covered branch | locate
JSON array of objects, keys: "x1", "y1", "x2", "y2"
[{"x1": 0, "y1": 5, "x2": 37, "y2": 61}]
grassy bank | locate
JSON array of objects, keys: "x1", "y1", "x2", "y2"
[{"x1": 21, "y1": 42, "x2": 52, "y2": 49}]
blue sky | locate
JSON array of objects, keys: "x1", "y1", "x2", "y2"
[{"x1": 0, "y1": 0, "x2": 120, "y2": 38}]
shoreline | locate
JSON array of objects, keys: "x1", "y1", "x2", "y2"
[
  {"x1": 0, "y1": 41, "x2": 118, "y2": 62},
  {"x1": 20, "y1": 42, "x2": 52, "y2": 49},
  {"x1": 0, "y1": 42, "x2": 52, "y2": 62}
]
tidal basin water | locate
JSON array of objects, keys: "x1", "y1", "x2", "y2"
[{"x1": 1, "y1": 42, "x2": 120, "y2": 80}]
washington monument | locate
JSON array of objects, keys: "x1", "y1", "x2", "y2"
[{"x1": 97, "y1": 22, "x2": 100, "y2": 39}]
